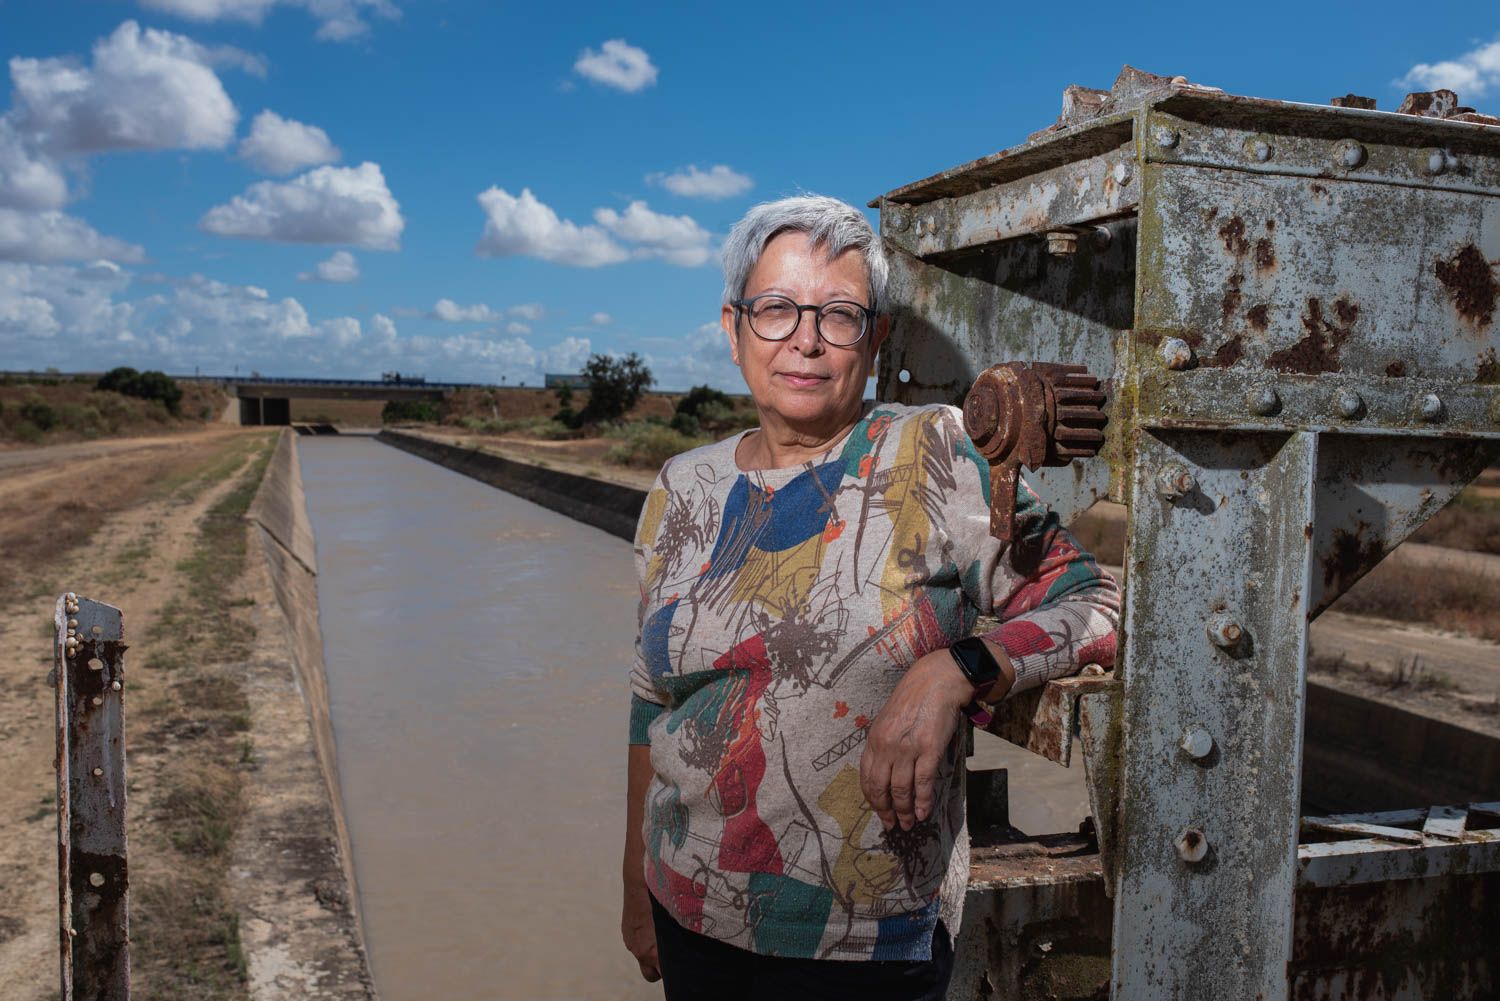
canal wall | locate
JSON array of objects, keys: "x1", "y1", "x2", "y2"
[
  {"x1": 376, "y1": 429, "x2": 646, "y2": 541},
  {"x1": 245, "y1": 429, "x2": 376, "y2": 996}
]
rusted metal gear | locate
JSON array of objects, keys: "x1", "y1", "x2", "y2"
[{"x1": 962, "y1": 361, "x2": 1107, "y2": 541}]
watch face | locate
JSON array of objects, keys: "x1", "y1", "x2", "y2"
[{"x1": 953, "y1": 637, "x2": 1000, "y2": 687}]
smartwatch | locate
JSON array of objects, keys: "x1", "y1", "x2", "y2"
[{"x1": 948, "y1": 637, "x2": 1002, "y2": 726}]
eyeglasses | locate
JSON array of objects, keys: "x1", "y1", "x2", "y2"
[{"x1": 730, "y1": 293, "x2": 876, "y2": 347}]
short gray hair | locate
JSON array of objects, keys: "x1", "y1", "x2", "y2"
[{"x1": 720, "y1": 195, "x2": 888, "y2": 310}]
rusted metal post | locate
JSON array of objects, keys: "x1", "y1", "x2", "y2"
[{"x1": 55, "y1": 592, "x2": 129, "y2": 1001}]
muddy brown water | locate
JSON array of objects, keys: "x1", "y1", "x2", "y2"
[{"x1": 298, "y1": 436, "x2": 1088, "y2": 1001}]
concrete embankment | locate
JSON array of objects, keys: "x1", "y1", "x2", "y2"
[
  {"x1": 377, "y1": 428, "x2": 646, "y2": 541},
  {"x1": 244, "y1": 429, "x2": 376, "y2": 998}
]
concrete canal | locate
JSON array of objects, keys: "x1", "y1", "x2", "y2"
[{"x1": 298, "y1": 436, "x2": 659, "y2": 1001}]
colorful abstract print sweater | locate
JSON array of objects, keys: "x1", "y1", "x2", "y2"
[{"x1": 629, "y1": 402, "x2": 1119, "y2": 961}]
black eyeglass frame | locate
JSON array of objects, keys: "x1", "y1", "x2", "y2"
[{"x1": 730, "y1": 293, "x2": 879, "y2": 347}]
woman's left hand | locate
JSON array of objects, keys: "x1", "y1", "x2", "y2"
[{"x1": 859, "y1": 649, "x2": 974, "y2": 831}]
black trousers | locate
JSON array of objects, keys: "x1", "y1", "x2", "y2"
[{"x1": 650, "y1": 896, "x2": 955, "y2": 1001}]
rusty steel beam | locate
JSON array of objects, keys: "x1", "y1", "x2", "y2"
[{"x1": 54, "y1": 593, "x2": 129, "y2": 1001}]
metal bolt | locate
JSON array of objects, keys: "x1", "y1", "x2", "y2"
[
  {"x1": 1337, "y1": 140, "x2": 1366, "y2": 169},
  {"x1": 1336, "y1": 392, "x2": 1365, "y2": 419},
  {"x1": 1180, "y1": 727, "x2": 1214, "y2": 760},
  {"x1": 1425, "y1": 149, "x2": 1456, "y2": 175},
  {"x1": 92, "y1": 767, "x2": 103, "y2": 777},
  {"x1": 1418, "y1": 393, "x2": 1445, "y2": 422},
  {"x1": 1207, "y1": 614, "x2": 1244, "y2": 649},
  {"x1": 1156, "y1": 464, "x2": 1196, "y2": 501},
  {"x1": 91, "y1": 625, "x2": 101, "y2": 636},
  {"x1": 1045, "y1": 231, "x2": 1078, "y2": 256},
  {"x1": 1247, "y1": 139, "x2": 1272, "y2": 163},
  {"x1": 65, "y1": 592, "x2": 76, "y2": 601},
  {"x1": 91, "y1": 696, "x2": 102, "y2": 706},
  {"x1": 111, "y1": 681, "x2": 122, "y2": 691},
  {"x1": 1249, "y1": 388, "x2": 1281, "y2": 416},
  {"x1": 88, "y1": 872, "x2": 105, "y2": 888},
  {"x1": 87, "y1": 658, "x2": 103, "y2": 671},
  {"x1": 1090, "y1": 226, "x2": 1113, "y2": 252},
  {"x1": 1113, "y1": 161, "x2": 1133, "y2": 186},
  {"x1": 1158, "y1": 336, "x2": 1195, "y2": 371},
  {"x1": 1176, "y1": 827, "x2": 1209, "y2": 864},
  {"x1": 67, "y1": 618, "x2": 77, "y2": 629},
  {"x1": 1153, "y1": 126, "x2": 1180, "y2": 149}
]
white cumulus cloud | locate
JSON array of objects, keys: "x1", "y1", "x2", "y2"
[
  {"x1": 430, "y1": 298, "x2": 501, "y2": 322},
  {"x1": 1400, "y1": 38, "x2": 1500, "y2": 100},
  {"x1": 475, "y1": 187, "x2": 628, "y2": 267},
  {"x1": 590, "y1": 312, "x2": 611, "y2": 326},
  {"x1": 9, "y1": 21, "x2": 248, "y2": 155},
  {"x1": 298, "y1": 249, "x2": 359, "y2": 283},
  {"x1": 138, "y1": 0, "x2": 401, "y2": 42},
  {"x1": 0, "y1": 120, "x2": 67, "y2": 210},
  {"x1": 509, "y1": 302, "x2": 544, "y2": 321},
  {"x1": 573, "y1": 39, "x2": 657, "y2": 92},
  {"x1": 239, "y1": 110, "x2": 341, "y2": 174},
  {"x1": 648, "y1": 164, "x2": 752, "y2": 200},
  {"x1": 201, "y1": 162, "x2": 404, "y2": 249},
  {"x1": 594, "y1": 201, "x2": 713, "y2": 266},
  {"x1": 0, "y1": 208, "x2": 145, "y2": 263}
]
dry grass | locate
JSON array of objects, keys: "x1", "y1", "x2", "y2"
[
  {"x1": 125, "y1": 436, "x2": 273, "y2": 1001},
  {"x1": 1331, "y1": 561, "x2": 1500, "y2": 643},
  {"x1": 1410, "y1": 488, "x2": 1500, "y2": 554},
  {"x1": 0, "y1": 377, "x2": 227, "y2": 445}
]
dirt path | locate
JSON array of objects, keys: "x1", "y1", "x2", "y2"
[{"x1": 0, "y1": 435, "x2": 264, "y2": 997}]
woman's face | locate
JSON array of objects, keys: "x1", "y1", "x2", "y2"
[{"x1": 722, "y1": 230, "x2": 887, "y2": 435}]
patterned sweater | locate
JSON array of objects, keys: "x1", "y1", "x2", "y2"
[{"x1": 629, "y1": 402, "x2": 1119, "y2": 961}]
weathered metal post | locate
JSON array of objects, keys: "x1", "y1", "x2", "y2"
[
  {"x1": 55, "y1": 592, "x2": 130, "y2": 1001},
  {"x1": 876, "y1": 68, "x2": 1500, "y2": 999}
]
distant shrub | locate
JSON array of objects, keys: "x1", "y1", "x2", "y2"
[
  {"x1": 12, "y1": 420, "x2": 43, "y2": 443},
  {"x1": 19, "y1": 399, "x2": 56, "y2": 431},
  {"x1": 670, "y1": 411, "x2": 700, "y2": 436},
  {"x1": 675, "y1": 385, "x2": 730, "y2": 420},
  {"x1": 382, "y1": 399, "x2": 439, "y2": 423},
  {"x1": 96, "y1": 367, "x2": 184, "y2": 416},
  {"x1": 606, "y1": 424, "x2": 708, "y2": 468}
]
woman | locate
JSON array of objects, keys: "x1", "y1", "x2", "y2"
[{"x1": 621, "y1": 195, "x2": 1119, "y2": 1000}]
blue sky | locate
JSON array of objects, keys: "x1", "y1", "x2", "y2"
[{"x1": 0, "y1": 1, "x2": 1496, "y2": 390}]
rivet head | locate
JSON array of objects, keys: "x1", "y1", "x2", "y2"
[
  {"x1": 1158, "y1": 336, "x2": 1195, "y2": 371},
  {"x1": 1113, "y1": 161, "x2": 1133, "y2": 186},
  {"x1": 1176, "y1": 827, "x2": 1209, "y2": 863},
  {"x1": 92, "y1": 767, "x2": 103, "y2": 777},
  {"x1": 87, "y1": 658, "x2": 103, "y2": 671},
  {"x1": 1090, "y1": 226, "x2": 1113, "y2": 252},
  {"x1": 67, "y1": 618, "x2": 77, "y2": 629},
  {"x1": 1155, "y1": 463, "x2": 1197, "y2": 501},
  {"x1": 1153, "y1": 126, "x2": 1180, "y2": 149},
  {"x1": 65, "y1": 592, "x2": 76, "y2": 602},
  {"x1": 110, "y1": 681, "x2": 122, "y2": 691},
  {"x1": 1180, "y1": 727, "x2": 1214, "y2": 760},
  {"x1": 1247, "y1": 139, "x2": 1272, "y2": 162},
  {"x1": 1418, "y1": 393, "x2": 1445, "y2": 422},
  {"x1": 1207, "y1": 614, "x2": 1245, "y2": 649},
  {"x1": 91, "y1": 625, "x2": 102, "y2": 636},
  {"x1": 1337, "y1": 392, "x2": 1365, "y2": 419},
  {"x1": 88, "y1": 872, "x2": 105, "y2": 888},
  {"x1": 1337, "y1": 140, "x2": 1367, "y2": 169},
  {"x1": 1249, "y1": 388, "x2": 1281, "y2": 416},
  {"x1": 91, "y1": 696, "x2": 102, "y2": 706},
  {"x1": 1426, "y1": 149, "x2": 1455, "y2": 175}
]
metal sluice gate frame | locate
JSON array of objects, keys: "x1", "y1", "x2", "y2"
[{"x1": 873, "y1": 68, "x2": 1500, "y2": 999}]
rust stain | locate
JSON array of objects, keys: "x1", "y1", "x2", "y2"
[
  {"x1": 1254, "y1": 238, "x2": 1276, "y2": 273},
  {"x1": 1434, "y1": 245, "x2": 1498, "y2": 330},
  {"x1": 1245, "y1": 304, "x2": 1270, "y2": 331},
  {"x1": 1267, "y1": 296, "x2": 1357, "y2": 374},
  {"x1": 1477, "y1": 348, "x2": 1500, "y2": 384},
  {"x1": 1322, "y1": 522, "x2": 1382, "y2": 595},
  {"x1": 1221, "y1": 273, "x2": 1244, "y2": 324},
  {"x1": 1218, "y1": 215, "x2": 1249, "y2": 257},
  {"x1": 1206, "y1": 335, "x2": 1245, "y2": 368},
  {"x1": 1204, "y1": 206, "x2": 1219, "y2": 223},
  {"x1": 1385, "y1": 360, "x2": 1407, "y2": 377}
]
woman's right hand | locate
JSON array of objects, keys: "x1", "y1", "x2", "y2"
[{"x1": 621, "y1": 881, "x2": 661, "y2": 982}]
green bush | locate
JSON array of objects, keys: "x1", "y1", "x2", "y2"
[
  {"x1": 670, "y1": 411, "x2": 701, "y2": 436},
  {"x1": 606, "y1": 424, "x2": 708, "y2": 468},
  {"x1": 96, "y1": 366, "x2": 184, "y2": 416},
  {"x1": 12, "y1": 420, "x2": 42, "y2": 443},
  {"x1": 382, "y1": 399, "x2": 439, "y2": 423},
  {"x1": 675, "y1": 384, "x2": 731, "y2": 420},
  {"x1": 19, "y1": 399, "x2": 56, "y2": 431}
]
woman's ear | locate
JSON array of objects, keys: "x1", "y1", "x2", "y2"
[{"x1": 722, "y1": 304, "x2": 741, "y2": 367}]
